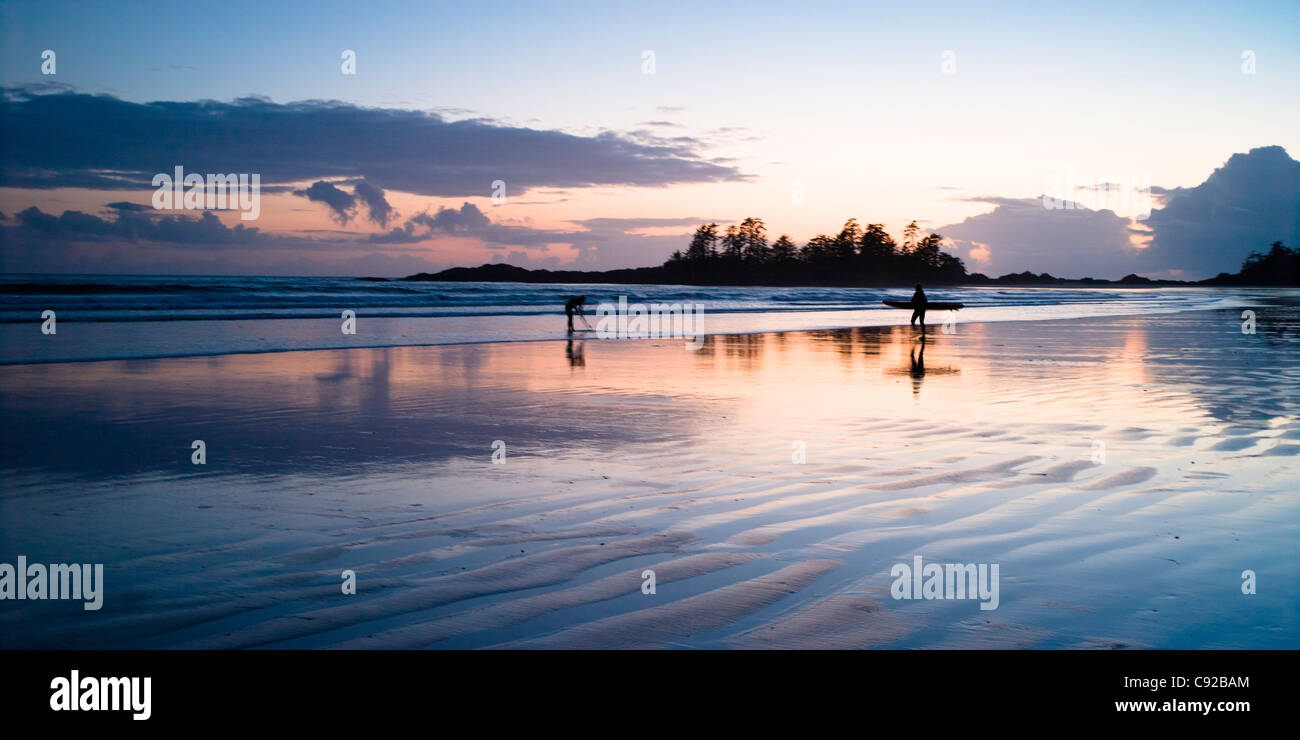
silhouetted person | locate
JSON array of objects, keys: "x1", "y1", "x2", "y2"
[
  {"x1": 909, "y1": 284, "x2": 928, "y2": 333},
  {"x1": 565, "y1": 296, "x2": 587, "y2": 333}
]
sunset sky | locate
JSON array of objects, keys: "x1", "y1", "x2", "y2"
[{"x1": 2, "y1": 0, "x2": 1298, "y2": 278}]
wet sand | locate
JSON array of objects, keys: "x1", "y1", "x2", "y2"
[{"x1": 1, "y1": 306, "x2": 1297, "y2": 648}]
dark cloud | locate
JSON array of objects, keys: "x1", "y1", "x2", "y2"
[
  {"x1": 351, "y1": 180, "x2": 394, "y2": 228},
  {"x1": 0, "y1": 203, "x2": 446, "y2": 275},
  {"x1": 939, "y1": 147, "x2": 1300, "y2": 279},
  {"x1": 1138, "y1": 146, "x2": 1300, "y2": 276},
  {"x1": 372, "y1": 203, "x2": 574, "y2": 249},
  {"x1": 293, "y1": 179, "x2": 395, "y2": 226},
  {"x1": 412, "y1": 202, "x2": 492, "y2": 233},
  {"x1": 0, "y1": 87, "x2": 746, "y2": 197},
  {"x1": 105, "y1": 201, "x2": 152, "y2": 212},
  {"x1": 294, "y1": 181, "x2": 357, "y2": 224},
  {"x1": 366, "y1": 205, "x2": 707, "y2": 269},
  {"x1": 5, "y1": 205, "x2": 273, "y2": 247},
  {"x1": 370, "y1": 203, "x2": 492, "y2": 243},
  {"x1": 939, "y1": 196, "x2": 1138, "y2": 278},
  {"x1": 1, "y1": 194, "x2": 707, "y2": 274}
]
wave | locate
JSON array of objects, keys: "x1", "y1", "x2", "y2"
[{"x1": 0, "y1": 275, "x2": 1281, "y2": 338}]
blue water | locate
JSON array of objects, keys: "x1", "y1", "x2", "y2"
[
  {"x1": 0, "y1": 274, "x2": 1284, "y2": 364},
  {"x1": 0, "y1": 274, "x2": 1244, "y2": 321}
]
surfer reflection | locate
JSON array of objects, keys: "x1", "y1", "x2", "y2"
[
  {"x1": 565, "y1": 295, "x2": 588, "y2": 333},
  {"x1": 910, "y1": 284, "x2": 928, "y2": 333},
  {"x1": 889, "y1": 332, "x2": 958, "y2": 397},
  {"x1": 566, "y1": 338, "x2": 585, "y2": 367},
  {"x1": 910, "y1": 335, "x2": 926, "y2": 395}
]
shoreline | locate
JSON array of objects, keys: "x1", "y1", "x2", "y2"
[{"x1": 0, "y1": 292, "x2": 1278, "y2": 366}]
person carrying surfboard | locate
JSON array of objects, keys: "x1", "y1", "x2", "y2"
[
  {"x1": 880, "y1": 290, "x2": 961, "y2": 328},
  {"x1": 565, "y1": 295, "x2": 588, "y2": 333},
  {"x1": 910, "y1": 284, "x2": 928, "y2": 332}
]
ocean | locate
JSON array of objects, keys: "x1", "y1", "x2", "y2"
[{"x1": 0, "y1": 274, "x2": 1277, "y2": 364}]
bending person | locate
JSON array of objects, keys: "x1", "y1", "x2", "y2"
[{"x1": 565, "y1": 295, "x2": 587, "y2": 333}]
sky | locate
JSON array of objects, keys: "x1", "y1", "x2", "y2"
[{"x1": 1, "y1": 0, "x2": 1298, "y2": 279}]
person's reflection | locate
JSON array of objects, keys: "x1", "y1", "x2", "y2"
[
  {"x1": 566, "y1": 339, "x2": 585, "y2": 368},
  {"x1": 889, "y1": 333, "x2": 958, "y2": 397},
  {"x1": 909, "y1": 335, "x2": 926, "y2": 396}
]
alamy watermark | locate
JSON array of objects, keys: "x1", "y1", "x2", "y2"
[
  {"x1": 0, "y1": 555, "x2": 103, "y2": 610},
  {"x1": 50, "y1": 670, "x2": 150, "y2": 720},
  {"x1": 1042, "y1": 171, "x2": 1152, "y2": 220},
  {"x1": 152, "y1": 166, "x2": 261, "y2": 220},
  {"x1": 891, "y1": 555, "x2": 999, "y2": 610},
  {"x1": 593, "y1": 296, "x2": 706, "y2": 349}
]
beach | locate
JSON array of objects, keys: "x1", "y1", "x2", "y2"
[{"x1": 1, "y1": 303, "x2": 1297, "y2": 649}]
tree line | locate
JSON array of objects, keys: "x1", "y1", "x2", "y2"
[
  {"x1": 1234, "y1": 241, "x2": 1299, "y2": 285},
  {"x1": 661, "y1": 217, "x2": 968, "y2": 286}
]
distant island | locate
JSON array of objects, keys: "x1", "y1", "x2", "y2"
[{"x1": 398, "y1": 217, "x2": 1300, "y2": 287}]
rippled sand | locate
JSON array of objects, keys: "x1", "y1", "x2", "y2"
[{"x1": 1, "y1": 306, "x2": 1297, "y2": 648}]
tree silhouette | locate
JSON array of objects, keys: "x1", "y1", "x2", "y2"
[
  {"x1": 1237, "y1": 241, "x2": 1298, "y2": 285},
  {"x1": 721, "y1": 224, "x2": 745, "y2": 263},
  {"x1": 738, "y1": 217, "x2": 769, "y2": 264},
  {"x1": 660, "y1": 216, "x2": 968, "y2": 286},
  {"x1": 683, "y1": 223, "x2": 718, "y2": 262},
  {"x1": 858, "y1": 223, "x2": 896, "y2": 263},
  {"x1": 901, "y1": 220, "x2": 920, "y2": 253},
  {"x1": 770, "y1": 234, "x2": 797, "y2": 264}
]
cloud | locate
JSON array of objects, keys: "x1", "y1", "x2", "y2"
[
  {"x1": 938, "y1": 147, "x2": 1300, "y2": 279},
  {"x1": 0, "y1": 87, "x2": 746, "y2": 197},
  {"x1": 295, "y1": 181, "x2": 358, "y2": 224},
  {"x1": 1, "y1": 190, "x2": 708, "y2": 276},
  {"x1": 3, "y1": 205, "x2": 276, "y2": 247},
  {"x1": 1138, "y1": 146, "x2": 1300, "y2": 276},
  {"x1": 367, "y1": 205, "x2": 707, "y2": 269},
  {"x1": 0, "y1": 202, "x2": 450, "y2": 275},
  {"x1": 370, "y1": 202, "x2": 493, "y2": 243},
  {"x1": 570, "y1": 216, "x2": 703, "y2": 231},
  {"x1": 559, "y1": 215, "x2": 706, "y2": 270},
  {"x1": 938, "y1": 196, "x2": 1139, "y2": 278},
  {"x1": 351, "y1": 180, "x2": 394, "y2": 227},
  {"x1": 293, "y1": 179, "x2": 395, "y2": 227},
  {"x1": 413, "y1": 202, "x2": 493, "y2": 233}
]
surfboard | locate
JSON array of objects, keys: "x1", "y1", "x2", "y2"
[{"x1": 883, "y1": 300, "x2": 964, "y2": 310}]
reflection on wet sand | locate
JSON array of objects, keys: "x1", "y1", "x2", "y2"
[
  {"x1": 884, "y1": 335, "x2": 961, "y2": 397},
  {"x1": 0, "y1": 309, "x2": 1297, "y2": 648},
  {"x1": 565, "y1": 339, "x2": 585, "y2": 368},
  {"x1": 2, "y1": 312, "x2": 1294, "y2": 480}
]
